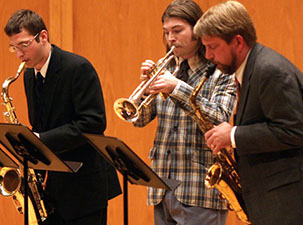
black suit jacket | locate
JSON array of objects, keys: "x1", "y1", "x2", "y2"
[
  {"x1": 24, "y1": 45, "x2": 121, "y2": 220},
  {"x1": 234, "y1": 43, "x2": 303, "y2": 225}
]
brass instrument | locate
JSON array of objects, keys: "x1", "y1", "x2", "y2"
[
  {"x1": 114, "y1": 46, "x2": 179, "y2": 122},
  {"x1": 189, "y1": 63, "x2": 250, "y2": 224},
  {"x1": 2, "y1": 61, "x2": 26, "y2": 123},
  {"x1": 0, "y1": 167, "x2": 21, "y2": 196},
  {"x1": 1, "y1": 61, "x2": 48, "y2": 224}
]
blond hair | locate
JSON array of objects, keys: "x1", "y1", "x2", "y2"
[{"x1": 194, "y1": 1, "x2": 256, "y2": 47}]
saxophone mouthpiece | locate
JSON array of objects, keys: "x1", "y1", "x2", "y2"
[
  {"x1": 205, "y1": 63, "x2": 217, "y2": 78},
  {"x1": 17, "y1": 61, "x2": 26, "y2": 74}
]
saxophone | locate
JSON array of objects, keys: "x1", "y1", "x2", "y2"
[
  {"x1": 1, "y1": 61, "x2": 48, "y2": 224},
  {"x1": 189, "y1": 63, "x2": 250, "y2": 224}
]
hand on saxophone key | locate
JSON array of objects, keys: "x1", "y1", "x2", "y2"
[{"x1": 205, "y1": 122, "x2": 233, "y2": 154}]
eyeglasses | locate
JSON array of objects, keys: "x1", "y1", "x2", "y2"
[{"x1": 9, "y1": 32, "x2": 40, "y2": 53}]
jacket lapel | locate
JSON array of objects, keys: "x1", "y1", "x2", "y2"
[
  {"x1": 236, "y1": 43, "x2": 263, "y2": 125},
  {"x1": 25, "y1": 68, "x2": 37, "y2": 125},
  {"x1": 41, "y1": 45, "x2": 62, "y2": 130}
]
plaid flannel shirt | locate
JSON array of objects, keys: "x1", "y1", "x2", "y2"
[{"x1": 134, "y1": 61, "x2": 236, "y2": 210}]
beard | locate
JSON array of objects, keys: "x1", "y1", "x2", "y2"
[{"x1": 213, "y1": 50, "x2": 238, "y2": 75}]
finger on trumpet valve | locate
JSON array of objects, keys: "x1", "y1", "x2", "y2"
[
  {"x1": 141, "y1": 60, "x2": 155, "y2": 75},
  {"x1": 140, "y1": 74, "x2": 149, "y2": 81}
]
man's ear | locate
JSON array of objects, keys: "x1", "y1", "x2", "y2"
[
  {"x1": 233, "y1": 34, "x2": 245, "y2": 53},
  {"x1": 39, "y1": 29, "x2": 49, "y2": 43}
]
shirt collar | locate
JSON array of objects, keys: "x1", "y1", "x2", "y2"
[
  {"x1": 235, "y1": 49, "x2": 251, "y2": 85},
  {"x1": 179, "y1": 54, "x2": 202, "y2": 72},
  {"x1": 34, "y1": 48, "x2": 52, "y2": 78}
]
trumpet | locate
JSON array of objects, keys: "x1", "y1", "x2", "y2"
[{"x1": 114, "y1": 46, "x2": 179, "y2": 122}]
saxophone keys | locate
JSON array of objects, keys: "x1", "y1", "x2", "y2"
[{"x1": 219, "y1": 193, "x2": 225, "y2": 200}]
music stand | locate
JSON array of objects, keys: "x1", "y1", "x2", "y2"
[
  {"x1": 0, "y1": 145, "x2": 19, "y2": 168},
  {"x1": 83, "y1": 134, "x2": 171, "y2": 225},
  {"x1": 0, "y1": 123, "x2": 82, "y2": 225}
]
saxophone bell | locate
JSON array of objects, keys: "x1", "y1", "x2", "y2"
[{"x1": 0, "y1": 167, "x2": 22, "y2": 196}]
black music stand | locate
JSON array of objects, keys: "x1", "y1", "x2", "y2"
[
  {"x1": 0, "y1": 144, "x2": 19, "y2": 168},
  {"x1": 83, "y1": 134, "x2": 171, "y2": 225},
  {"x1": 0, "y1": 123, "x2": 82, "y2": 225}
]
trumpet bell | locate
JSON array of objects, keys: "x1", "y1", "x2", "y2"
[{"x1": 114, "y1": 98, "x2": 139, "y2": 122}]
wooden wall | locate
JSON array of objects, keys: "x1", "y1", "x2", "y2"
[{"x1": 0, "y1": 0, "x2": 302, "y2": 224}]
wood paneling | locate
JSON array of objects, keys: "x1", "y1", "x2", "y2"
[
  {"x1": 49, "y1": 0, "x2": 73, "y2": 51},
  {"x1": 0, "y1": 0, "x2": 302, "y2": 225}
]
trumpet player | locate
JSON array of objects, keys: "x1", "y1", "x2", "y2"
[
  {"x1": 133, "y1": 1, "x2": 236, "y2": 224},
  {"x1": 4, "y1": 9, "x2": 121, "y2": 225}
]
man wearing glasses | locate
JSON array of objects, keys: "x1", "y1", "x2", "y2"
[
  {"x1": 8, "y1": 32, "x2": 39, "y2": 52},
  {"x1": 4, "y1": 9, "x2": 121, "y2": 225}
]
